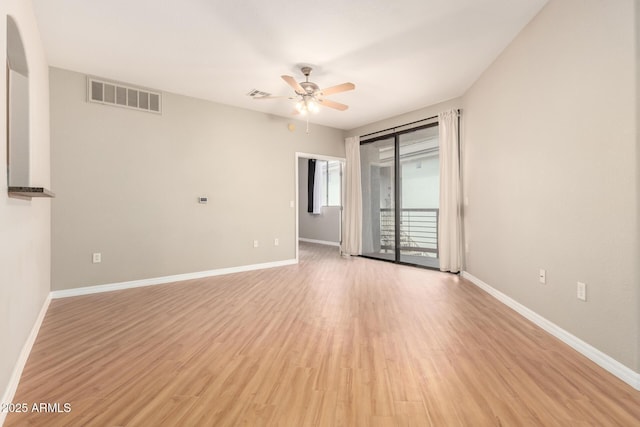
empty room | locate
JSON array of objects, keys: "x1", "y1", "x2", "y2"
[{"x1": 1, "y1": 0, "x2": 639, "y2": 425}]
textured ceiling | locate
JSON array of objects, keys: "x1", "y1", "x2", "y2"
[{"x1": 33, "y1": 0, "x2": 548, "y2": 130}]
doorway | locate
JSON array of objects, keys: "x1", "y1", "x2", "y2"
[
  {"x1": 359, "y1": 124, "x2": 440, "y2": 269},
  {"x1": 295, "y1": 153, "x2": 345, "y2": 261}
]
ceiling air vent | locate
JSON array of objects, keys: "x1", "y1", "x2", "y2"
[
  {"x1": 88, "y1": 77, "x2": 162, "y2": 114},
  {"x1": 246, "y1": 89, "x2": 271, "y2": 98}
]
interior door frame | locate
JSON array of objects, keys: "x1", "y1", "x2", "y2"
[{"x1": 294, "y1": 152, "x2": 346, "y2": 263}]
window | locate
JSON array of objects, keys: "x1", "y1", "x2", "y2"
[
  {"x1": 307, "y1": 159, "x2": 342, "y2": 213},
  {"x1": 318, "y1": 160, "x2": 342, "y2": 207}
]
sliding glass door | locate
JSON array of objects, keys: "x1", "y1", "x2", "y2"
[
  {"x1": 398, "y1": 126, "x2": 439, "y2": 268},
  {"x1": 360, "y1": 123, "x2": 440, "y2": 268},
  {"x1": 360, "y1": 137, "x2": 396, "y2": 262}
]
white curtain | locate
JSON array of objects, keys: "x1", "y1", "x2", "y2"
[
  {"x1": 438, "y1": 109, "x2": 462, "y2": 272},
  {"x1": 312, "y1": 161, "x2": 324, "y2": 214},
  {"x1": 342, "y1": 136, "x2": 362, "y2": 255}
]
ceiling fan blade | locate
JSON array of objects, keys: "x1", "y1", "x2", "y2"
[
  {"x1": 319, "y1": 82, "x2": 355, "y2": 96},
  {"x1": 281, "y1": 75, "x2": 306, "y2": 94},
  {"x1": 318, "y1": 98, "x2": 348, "y2": 111}
]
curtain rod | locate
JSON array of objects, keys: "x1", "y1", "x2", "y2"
[
  {"x1": 359, "y1": 115, "x2": 437, "y2": 139},
  {"x1": 359, "y1": 109, "x2": 461, "y2": 140}
]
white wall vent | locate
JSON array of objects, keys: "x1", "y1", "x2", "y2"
[
  {"x1": 246, "y1": 89, "x2": 271, "y2": 98},
  {"x1": 88, "y1": 77, "x2": 162, "y2": 114}
]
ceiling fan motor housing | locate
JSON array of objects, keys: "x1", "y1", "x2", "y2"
[
  {"x1": 299, "y1": 67, "x2": 318, "y2": 94},
  {"x1": 300, "y1": 81, "x2": 319, "y2": 94}
]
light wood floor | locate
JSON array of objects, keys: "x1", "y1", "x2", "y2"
[{"x1": 6, "y1": 243, "x2": 640, "y2": 426}]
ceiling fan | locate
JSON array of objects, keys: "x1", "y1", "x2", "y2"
[{"x1": 257, "y1": 66, "x2": 355, "y2": 116}]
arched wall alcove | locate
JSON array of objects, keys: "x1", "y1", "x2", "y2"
[
  {"x1": 6, "y1": 15, "x2": 53, "y2": 198},
  {"x1": 7, "y1": 15, "x2": 30, "y2": 186}
]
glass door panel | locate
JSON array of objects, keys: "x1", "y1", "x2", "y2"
[
  {"x1": 360, "y1": 137, "x2": 396, "y2": 262},
  {"x1": 399, "y1": 126, "x2": 440, "y2": 268}
]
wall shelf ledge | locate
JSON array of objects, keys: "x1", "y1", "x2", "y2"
[{"x1": 8, "y1": 186, "x2": 55, "y2": 199}]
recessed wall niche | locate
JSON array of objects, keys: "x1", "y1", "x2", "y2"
[{"x1": 6, "y1": 15, "x2": 53, "y2": 199}]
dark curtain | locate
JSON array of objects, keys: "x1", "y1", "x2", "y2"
[{"x1": 307, "y1": 159, "x2": 316, "y2": 213}]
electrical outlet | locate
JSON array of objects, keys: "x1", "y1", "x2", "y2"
[
  {"x1": 577, "y1": 282, "x2": 587, "y2": 301},
  {"x1": 253, "y1": 240, "x2": 259, "y2": 248},
  {"x1": 274, "y1": 238, "x2": 279, "y2": 246},
  {"x1": 539, "y1": 269, "x2": 546, "y2": 284},
  {"x1": 92, "y1": 253, "x2": 101, "y2": 264},
  {"x1": 290, "y1": 200, "x2": 294, "y2": 208}
]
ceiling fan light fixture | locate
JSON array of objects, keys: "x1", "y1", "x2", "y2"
[
  {"x1": 295, "y1": 96, "x2": 319, "y2": 115},
  {"x1": 307, "y1": 99, "x2": 319, "y2": 113}
]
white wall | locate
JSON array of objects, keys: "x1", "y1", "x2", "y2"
[
  {"x1": 463, "y1": 0, "x2": 638, "y2": 371},
  {"x1": 298, "y1": 157, "x2": 341, "y2": 245},
  {"x1": 50, "y1": 67, "x2": 345, "y2": 291},
  {"x1": 636, "y1": 0, "x2": 640, "y2": 375},
  {"x1": 0, "y1": 0, "x2": 51, "y2": 409}
]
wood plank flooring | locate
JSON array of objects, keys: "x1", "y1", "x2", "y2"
[{"x1": 5, "y1": 242, "x2": 640, "y2": 426}]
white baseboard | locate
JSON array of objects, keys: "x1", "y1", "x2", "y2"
[
  {"x1": 0, "y1": 294, "x2": 51, "y2": 425},
  {"x1": 51, "y1": 259, "x2": 298, "y2": 299},
  {"x1": 298, "y1": 238, "x2": 340, "y2": 247},
  {"x1": 461, "y1": 271, "x2": 640, "y2": 391}
]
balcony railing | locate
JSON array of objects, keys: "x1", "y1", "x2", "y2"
[{"x1": 380, "y1": 208, "x2": 439, "y2": 257}]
